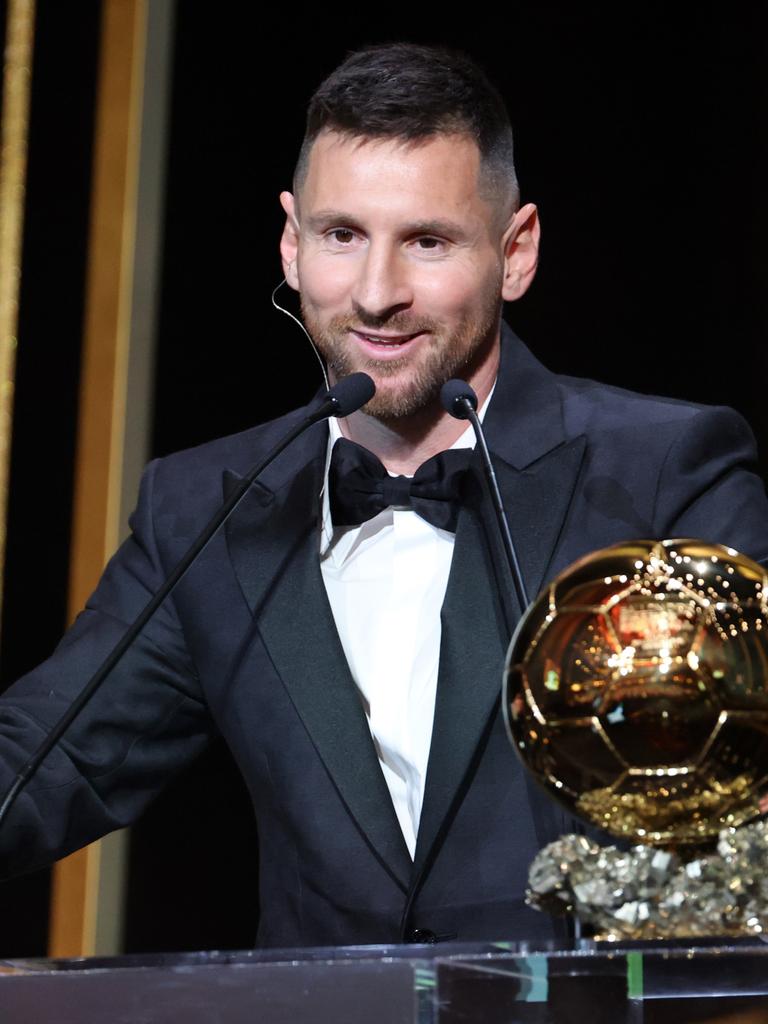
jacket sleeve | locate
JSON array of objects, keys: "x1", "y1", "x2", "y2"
[
  {"x1": 0, "y1": 458, "x2": 216, "y2": 877},
  {"x1": 652, "y1": 404, "x2": 768, "y2": 564}
]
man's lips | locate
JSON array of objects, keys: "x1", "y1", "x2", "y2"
[{"x1": 349, "y1": 328, "x2": 426, "y2": 357}]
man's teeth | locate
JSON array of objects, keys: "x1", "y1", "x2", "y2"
[{"x1": 359, "y1": 332, "x2": 413, "y2": 344}]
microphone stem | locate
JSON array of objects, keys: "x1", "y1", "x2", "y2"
[{"x1": 461, "y1": 398, "x2": 529, "y2": 614}]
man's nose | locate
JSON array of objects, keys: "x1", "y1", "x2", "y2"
[{"x1": 350, "y1": 245, "x2": 413, "y2": 320}]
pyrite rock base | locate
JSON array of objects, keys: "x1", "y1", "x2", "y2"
[{"x1": 528, "y1": 820, "x2": 768, "y2": 940}]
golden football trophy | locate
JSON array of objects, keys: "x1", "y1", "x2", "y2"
[{"x1": 503, "y1": 539, "x2": 768, "y2": 939}]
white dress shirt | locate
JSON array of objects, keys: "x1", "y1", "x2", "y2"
[{"x1": 319, "y1": 391, "x2": 493, "y2": 858}]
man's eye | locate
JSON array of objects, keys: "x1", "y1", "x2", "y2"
[
  {"x1": 416, "y1": 237, "x2": 443, "y2": 250},
  {"x1": 329, "y1": 229, "x2": 355, "y2": 244}
]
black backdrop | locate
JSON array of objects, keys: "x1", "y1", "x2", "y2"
[{"x1": 1, "y1": 1, "x2": 766, "y2": 955}]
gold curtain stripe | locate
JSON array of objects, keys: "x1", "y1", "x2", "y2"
[
  {"x1": 0, "y1": 0, "x2": 35, "y2": 621},
  {"x1": 48, "y1": 0, "x2": 148, "y2": 959}
]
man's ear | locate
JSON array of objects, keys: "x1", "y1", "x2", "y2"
[
  {"x1": 501, "y1": 203, "x2": 540, "y2": 302},
  {"x1": 279, "y1": 191, "x2": 301, "y2": 291}
]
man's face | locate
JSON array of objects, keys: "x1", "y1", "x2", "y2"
[{"x1": 280, "y1": 131, "x2": 536, "y2": 420}]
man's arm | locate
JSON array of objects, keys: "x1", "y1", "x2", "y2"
[{"x1": 0, "y1": 458, "x2": 216, "y2": 877}]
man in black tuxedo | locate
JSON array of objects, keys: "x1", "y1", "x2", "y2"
[{"x1": 1, "y1": 43, "x2": 768, "y2": 948}]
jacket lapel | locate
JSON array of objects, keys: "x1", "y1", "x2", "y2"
[
  {"x1": 413, "y1": 327, "x2": 587, "y2": 874},
  {"x1": 223, "y1": 424, "x2": 413, "y2": 891},
  {"x1": 412, "y1": 470, "x2": 507, "y2": 876}
]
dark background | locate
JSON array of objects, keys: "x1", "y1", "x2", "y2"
[{"x1": 0, "y1": 1, "x2": 766, "y2": 954}]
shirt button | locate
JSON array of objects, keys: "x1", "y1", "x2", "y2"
[{"x1": 407, "y1": 927, "x2": 437, "y2": 944}]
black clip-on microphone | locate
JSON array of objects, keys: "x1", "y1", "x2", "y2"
[
  {"x1": 0, "y1": 372, "x2": 376, "y2": 830},
  {"x1": 440, "y1": 379, "x2": 529, "y2": 615}
]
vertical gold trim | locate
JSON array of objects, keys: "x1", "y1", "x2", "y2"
[
  {"x1": 0, "y1": 0, "x2": 35, "y2": 620},
  {"x1": 48, "y1": 0, "x2": 148, "y2": 959}
]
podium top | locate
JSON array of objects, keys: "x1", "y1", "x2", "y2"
[{"x1": 2, "y1": 939, "x2": 768, "y2": 1023}]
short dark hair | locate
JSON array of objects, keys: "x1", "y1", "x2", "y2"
[{"x1": 293, "y1": 43, "x2": 519, "y2": 215}]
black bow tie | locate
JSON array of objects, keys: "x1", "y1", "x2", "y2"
[{"x1": 329, "y1": 438, "x2": 473, "y2": 533}]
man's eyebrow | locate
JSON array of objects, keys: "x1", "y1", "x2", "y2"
[
  {"x1": 305, "y1": 210, "x2": 358, "y2": 231},
  {"x1": 305, "y1": 210, "x2": 470, "y2": 238},
  {"x1": 405, "y1": 219, "x2": 469, "y2": 238}
]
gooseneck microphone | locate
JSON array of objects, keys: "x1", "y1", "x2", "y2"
[
  {"x1": 319, "y1": 372, "x2": 375, "y2": 417},
  {"x1": 440, "y1": 378, "x2": 529, "y2": 615},
  {"x1": 0, "y1": 373, "x2": 375, "y2": 830}
]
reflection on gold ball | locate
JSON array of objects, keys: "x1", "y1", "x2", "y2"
[{"x1": 504, "y1": 540, "x2": 768, "y2": 847}]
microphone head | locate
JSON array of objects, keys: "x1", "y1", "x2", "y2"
[
  {"x1": 326, "y1": 373, "x2": 376, "y2": 417},
  {"x1": 440, "y1": 379, "x2": 478, "y2": 420}
]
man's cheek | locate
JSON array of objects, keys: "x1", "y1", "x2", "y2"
[{"x1": 300, "y1": 261, "x2": 357, "y2": 309}]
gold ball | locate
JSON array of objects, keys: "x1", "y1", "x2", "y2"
[{"x1": 504, "y1": 539, "x2": 768, "y2": 847}]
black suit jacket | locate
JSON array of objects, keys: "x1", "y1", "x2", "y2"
[{"x1": 2, "y1": 325, "x2": 768, "y2": 947}]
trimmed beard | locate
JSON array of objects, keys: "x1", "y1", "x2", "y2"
[{"x1": 300, "y1": 278, "x2": 503, "y2": 421}]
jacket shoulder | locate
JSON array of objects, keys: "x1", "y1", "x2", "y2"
[
  {"x1": 130, "y1": 402, "x2": 323, "y2": 531},
  {"x1": 155, "y1": 404, "x2": 314, "y2": 475},
  {"x1": 554, "y1": 370, "x2": 744, "y2": 431}
]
